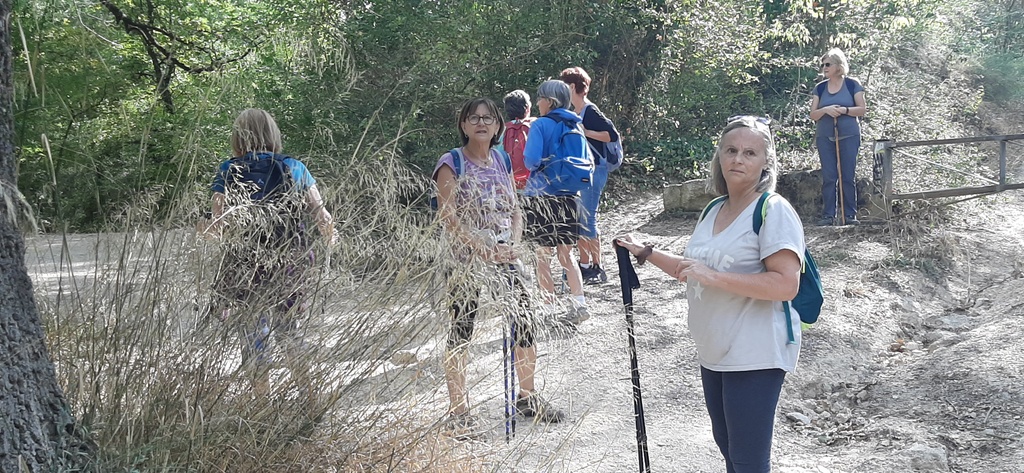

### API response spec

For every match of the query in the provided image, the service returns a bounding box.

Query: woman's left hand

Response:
[674,257,715,284]
[823,104,843,118]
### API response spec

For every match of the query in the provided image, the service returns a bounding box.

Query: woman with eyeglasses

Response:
[432,97,566,439]
[616,117,805,472]
[810,48,867,226]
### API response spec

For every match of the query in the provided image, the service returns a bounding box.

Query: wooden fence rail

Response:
[872,134,1024,201]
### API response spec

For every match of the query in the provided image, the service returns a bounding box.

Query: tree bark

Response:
[0,2,92,470]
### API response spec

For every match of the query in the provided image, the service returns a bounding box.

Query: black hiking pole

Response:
[503,267,518,443]
[613,242,651,473]
[834,116,846,226]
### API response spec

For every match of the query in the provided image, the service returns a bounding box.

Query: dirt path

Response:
[435,181,1024,472]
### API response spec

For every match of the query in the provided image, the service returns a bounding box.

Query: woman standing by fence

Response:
[810,48,867,226]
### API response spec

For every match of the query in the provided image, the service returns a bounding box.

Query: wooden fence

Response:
[873,134,1024,201]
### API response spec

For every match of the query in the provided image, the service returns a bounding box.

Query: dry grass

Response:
[30,129,518,471]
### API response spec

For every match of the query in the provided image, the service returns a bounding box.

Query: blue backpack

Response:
[536,115,594,194]
[430,147,513,211]
[700,192,824,343]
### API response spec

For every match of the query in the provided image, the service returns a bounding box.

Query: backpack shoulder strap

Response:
[752,191,773,234]
[698,195,729,223]
[449,148,465,178]
[815,81,827,98]
[493,148,513,174]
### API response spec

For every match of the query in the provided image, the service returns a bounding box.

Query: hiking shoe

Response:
[516,395,566,423]
[578,263,596,281]
[444,412,483,440]
[583,265,608,285]
[559,305,590,326]
[842,216,860,225]
[816,217,834,226]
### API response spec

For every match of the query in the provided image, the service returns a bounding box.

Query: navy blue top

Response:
[814,78,864,140]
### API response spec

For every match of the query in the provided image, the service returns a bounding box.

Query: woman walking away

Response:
[810,47,867,226]
[617,116,806,472]
[560,66,619,285]
[502,89,535,190]
[522,80,593,327]
[198,108,338,398]
[434,97,566,440]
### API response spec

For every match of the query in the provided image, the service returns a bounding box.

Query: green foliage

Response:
[11,0,1024,230]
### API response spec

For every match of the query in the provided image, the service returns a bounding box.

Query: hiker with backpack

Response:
[560,66,621,285]
[433,97,566,438]
[502,90,535,190]
[522,80,594,327]
[197,108,338,398]
[616,116,806,473]
[811,47,867,226]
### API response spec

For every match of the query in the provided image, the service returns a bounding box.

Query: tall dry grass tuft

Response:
[28,108,519,471]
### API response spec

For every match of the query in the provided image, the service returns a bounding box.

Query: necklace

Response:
[462,146,491,166]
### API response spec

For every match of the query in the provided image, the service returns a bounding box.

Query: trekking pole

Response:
[834,116,846,226]
[503,266,518,443]
[613,243,651,473]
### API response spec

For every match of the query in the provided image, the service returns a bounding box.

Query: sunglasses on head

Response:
[727,115,772,127]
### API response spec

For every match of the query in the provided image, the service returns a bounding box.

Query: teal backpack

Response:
[699,192,824,343]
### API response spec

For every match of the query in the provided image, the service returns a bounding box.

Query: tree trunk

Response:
[0,2,92,471]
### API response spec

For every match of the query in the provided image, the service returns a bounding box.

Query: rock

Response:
[786,411,812,425]
[904,443,949,471]
[924,313,973,332]
[928,333,965,351]
[662,179,716,213]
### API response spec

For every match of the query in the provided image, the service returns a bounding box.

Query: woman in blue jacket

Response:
[522,80,593,327]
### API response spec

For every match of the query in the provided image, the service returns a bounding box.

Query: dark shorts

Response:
[523,195,580,247]
[447,265,536,351]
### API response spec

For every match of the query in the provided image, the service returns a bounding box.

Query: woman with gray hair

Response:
[811,47,867,226]
[522,79,592,327]
[616,116,805,472]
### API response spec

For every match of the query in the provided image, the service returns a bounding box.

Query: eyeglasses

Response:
[820,62,832,68]
[727,115,772,127]
[467,115,496,125]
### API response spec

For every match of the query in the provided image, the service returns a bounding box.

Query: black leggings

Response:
[447,265,535,351]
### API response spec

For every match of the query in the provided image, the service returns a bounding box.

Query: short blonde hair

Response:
[708,117,778,196]
[822,48,850,76]
[231,108,283,157]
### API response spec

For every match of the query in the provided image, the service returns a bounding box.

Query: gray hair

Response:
[708,117,778,196]
[536,80,571,111]
[823,48,850,76]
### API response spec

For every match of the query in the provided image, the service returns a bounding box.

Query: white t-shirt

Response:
[684,194,806,372]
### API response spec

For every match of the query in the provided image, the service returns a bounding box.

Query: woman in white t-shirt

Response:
[617,116,805,472]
